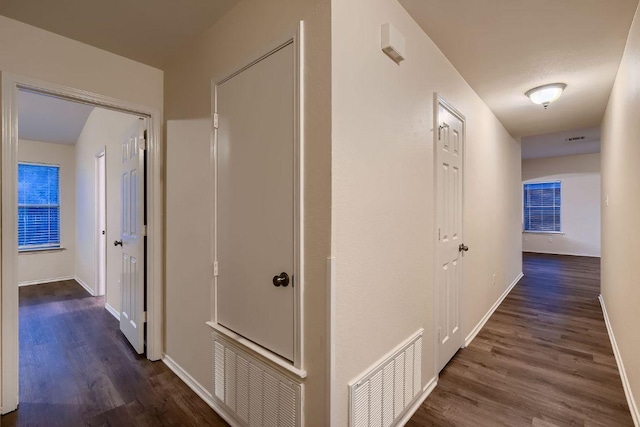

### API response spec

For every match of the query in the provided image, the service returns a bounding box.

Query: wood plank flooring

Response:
[408,253,634,426]
[3,254,633,426]
[1,280,228,427]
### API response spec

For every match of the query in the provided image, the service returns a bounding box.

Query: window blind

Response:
[18,163,60,250]
[523,181,561,232]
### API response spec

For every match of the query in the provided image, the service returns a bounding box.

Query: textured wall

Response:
[331,0,522,423]
[600,4,640,421]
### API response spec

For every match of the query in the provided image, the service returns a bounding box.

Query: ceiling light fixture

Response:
[525,83,567,109]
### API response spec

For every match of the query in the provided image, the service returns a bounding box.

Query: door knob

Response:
[114,240,123,247]
[272,272,290,287]
[459,243,469,252]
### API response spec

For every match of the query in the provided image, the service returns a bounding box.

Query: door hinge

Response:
[438,123,449,140]
[140,130,147,150]
[141,225,146,237]
[213,261,219,277]
[142,312,147,323]
[213,113,219,130]
[438,228,441,241]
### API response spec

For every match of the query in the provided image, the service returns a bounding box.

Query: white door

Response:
[96,150,106,296]
[118,119,146,354]
[215,42,296,361]
[436,101,465,372]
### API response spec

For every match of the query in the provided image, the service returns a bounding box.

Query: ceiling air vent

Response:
[565,136,586,142]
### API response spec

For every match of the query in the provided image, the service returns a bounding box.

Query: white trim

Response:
[1,73,164,414]
[206,322,307,379]
[465,272,523,347]
[18,247,66,254]
[599,295,640,426]
[397,377,438,426]
[210,23,305,372]
[94,146,107,297]
[18,275,74,287]
[73,275,95,296]
[523,250,600,258]
[2,72,20,413]
[162,354,243,427]
[105,303,120,321]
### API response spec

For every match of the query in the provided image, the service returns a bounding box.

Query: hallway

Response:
[1,280,228,427]
[408,253,633,426]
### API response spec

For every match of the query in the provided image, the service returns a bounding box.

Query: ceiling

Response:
[399,0,639,138]
[521,127,600,160]
[0,0,239,68]
[18,90,95,145]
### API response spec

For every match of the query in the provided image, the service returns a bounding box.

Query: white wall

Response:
[75,108,139,311]
[163,0,331,424]
[17,139,76,285]
[0,15,163,111]
[522,153,601,257]
[331,0,522,423]
[601,3,640,419]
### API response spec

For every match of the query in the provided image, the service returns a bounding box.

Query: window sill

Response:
[19,247,66,255]
[522,231,564,235]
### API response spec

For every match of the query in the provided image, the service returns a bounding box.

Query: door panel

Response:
[119,119,146,354]
[216,43,295,361]
[437,104,464,371]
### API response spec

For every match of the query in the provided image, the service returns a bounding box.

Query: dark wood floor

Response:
[409,253,634,426]
[4,255,633,426]
[1,280,228,427]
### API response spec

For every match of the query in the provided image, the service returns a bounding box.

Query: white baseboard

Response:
[18,275,75,287]
[465,272,524,347]
[599,295,639,426]
[397,376,438,426]
[73,275,95,296]
[162,354,242,427]
[523,250,601,258]
[104,303,120,321]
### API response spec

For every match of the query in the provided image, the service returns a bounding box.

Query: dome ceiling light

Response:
[525,83,567,109]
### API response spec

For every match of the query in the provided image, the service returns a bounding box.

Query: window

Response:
[523,181,561,233]
[18,163,60,250]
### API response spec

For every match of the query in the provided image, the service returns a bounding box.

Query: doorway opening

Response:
[1,74,163,415]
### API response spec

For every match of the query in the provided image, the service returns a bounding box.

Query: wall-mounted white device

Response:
[381,22,406,64]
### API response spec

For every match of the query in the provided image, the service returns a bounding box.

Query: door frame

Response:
[207,23,306,378]
[1,72,164,414]
[95,147,107,297]
[432,93,467,374]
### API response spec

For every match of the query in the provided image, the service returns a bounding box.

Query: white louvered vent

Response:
[349,331,423,427]
[212,334,302,427]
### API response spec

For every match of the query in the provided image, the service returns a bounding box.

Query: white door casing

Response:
[118,119,146,354]
[435,97,465,372]
[1,73,163,415]
[96,149,106,296]
[214,41,296,362]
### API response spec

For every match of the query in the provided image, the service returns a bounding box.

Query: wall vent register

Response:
[349,331,423,427]
[212,334,301,427]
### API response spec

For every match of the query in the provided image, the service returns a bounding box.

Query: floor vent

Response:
[212,334,302,427]
[349,330,423,427]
